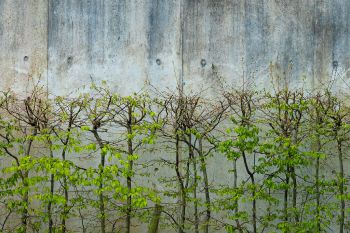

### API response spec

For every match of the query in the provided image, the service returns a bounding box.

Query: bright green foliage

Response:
[0,85,349,233]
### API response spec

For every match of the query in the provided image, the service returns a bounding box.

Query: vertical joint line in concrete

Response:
[180,0,184,93]
[46,0,50,96]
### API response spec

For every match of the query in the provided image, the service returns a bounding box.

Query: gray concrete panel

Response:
[0,0,47,95]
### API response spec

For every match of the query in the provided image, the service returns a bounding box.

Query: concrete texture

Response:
[47,0,182,96]
[0,0,350,94]
[0,0,47,95]
[182,0,350,93]
[1,0,350,95]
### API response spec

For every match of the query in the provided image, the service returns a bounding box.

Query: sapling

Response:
[160,90,188,233]
[177,95,201,233]
[160,88,228,233]
[313,94,324,232]
[0,87,49,232]
[112,92,160,233]
[307,92,334,232]
[53,94,84,233]
[219,90,259,233]
[83,85,116,233]
[322,92,350,233]
[181,95,226,233]
[262,89,308,228]
[31,95,56,233]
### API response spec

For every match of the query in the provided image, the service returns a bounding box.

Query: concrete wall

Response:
[0,0,47,94]
[1,0,350,95]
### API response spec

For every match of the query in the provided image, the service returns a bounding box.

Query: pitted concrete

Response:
[1,0,350,95]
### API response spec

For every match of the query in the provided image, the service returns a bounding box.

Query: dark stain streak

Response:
[0,1,3,39]
[312,0,333,85]
[331,0,350,69]
[48,0,59,51]
[87,0,97,65]
[148,0,175,59]
[105,0,127,57]
[244,0,267,77]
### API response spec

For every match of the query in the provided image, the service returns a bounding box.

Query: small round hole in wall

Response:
[333,60,338,68]
[200,59,206,67]
[156,58,161,65]
[23,56,29,62]
[67,56,73,65]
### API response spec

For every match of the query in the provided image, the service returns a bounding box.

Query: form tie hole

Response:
[201,59,207,67]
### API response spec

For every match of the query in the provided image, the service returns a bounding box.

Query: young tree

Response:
[263,89,309,227]
[178,94,225,233]
[218,90,260,233]
[0,87,49,233]
[321,92,350,233]
[158,90,188,233]
[82,85,115,233]
[111,91,162,233]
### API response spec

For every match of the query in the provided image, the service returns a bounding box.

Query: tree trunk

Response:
[315,136,321,232]
[48,140,55,233]
[242,150,256,233]
[232,158,243,233]
[291,167,298,222]
[21,170,29,233]
[61,123,72,233]
[99,164,106,233]
[148,204,163,233]
[198,138,211,233]
[21,129,37,233]
[337,139,345,233]
[126,106,133,233]
[284,170,290,222]
[188,135,199,233]
[176,133,185,233]
[61,148,68,233]
[93,129,106,233]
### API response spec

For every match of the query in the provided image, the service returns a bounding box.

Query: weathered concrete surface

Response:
[1,0,350,95]
[0,0,47,95]
[48,0,181,96]
[182,0,350,93]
